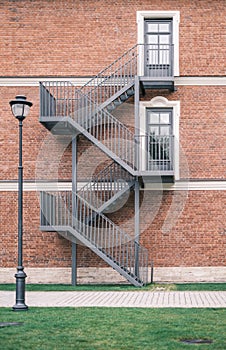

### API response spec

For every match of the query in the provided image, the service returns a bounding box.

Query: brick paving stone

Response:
[0,291,226,308]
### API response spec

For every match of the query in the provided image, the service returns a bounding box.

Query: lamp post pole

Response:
[9,95,33,311]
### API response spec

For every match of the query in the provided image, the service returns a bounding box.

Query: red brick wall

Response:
[0,0,225,273]
[140,191,226,267]
[0,0,224,76]
[1,85,225,181]
[108,190,226,267]
[0,191,107,268]
[0,87,73,181]
[1,191,225,268]
[142,86,226,180]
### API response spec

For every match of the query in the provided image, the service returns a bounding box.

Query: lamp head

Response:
[9,95,33,121]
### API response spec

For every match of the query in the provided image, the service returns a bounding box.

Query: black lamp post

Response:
[9,95,33,311]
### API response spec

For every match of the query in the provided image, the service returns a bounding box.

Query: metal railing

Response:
[40,191,149,285]
[141,44,174,78]
[79,44,174,105]
[79,161,134,210]
[38,44,177,285]
[80,45,138,106]
[39,43,174,115]
[40,81,77,118]
[40,81,136,169]
[136,134,174,172]
[39,43,175,169]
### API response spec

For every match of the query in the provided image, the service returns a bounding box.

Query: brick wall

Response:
[0,87,73,181]
[0,0,225,279]
[0,191,108,268]
[107,190,226,267]
[142,86,226,180]
[1,190,225,268]
[0,0,225,76]
[1,85,225,181]
[139,190,226,267]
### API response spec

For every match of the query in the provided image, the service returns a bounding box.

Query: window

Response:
[137,11,180,77]
[147,109,173,170]
[139,96,180,180]
[144,19,173,77]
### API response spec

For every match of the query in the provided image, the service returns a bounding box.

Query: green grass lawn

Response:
[0,307,225,350]
[0,283,226,291]
[175,283,226,291]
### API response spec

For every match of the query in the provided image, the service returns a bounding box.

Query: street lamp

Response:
[9,95,33,311]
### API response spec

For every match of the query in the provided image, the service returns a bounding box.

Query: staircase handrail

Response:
[81,44,138,89]
[79,161,134,209]
[40,81,135,139]
[40,81,136,169]
[40,190,149,285]
[78,45,138,107]
[71,86,135,137]
[41,190,143,249]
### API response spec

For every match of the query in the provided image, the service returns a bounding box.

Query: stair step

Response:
[120,93,128,102]
[113,99,122,107]
[127,88,135,96]
[106,103,115,112]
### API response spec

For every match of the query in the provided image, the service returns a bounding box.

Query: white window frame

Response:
[137,11,180,76]
[139,96,180,180]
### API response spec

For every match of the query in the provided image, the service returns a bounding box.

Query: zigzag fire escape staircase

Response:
[39,45,174,286]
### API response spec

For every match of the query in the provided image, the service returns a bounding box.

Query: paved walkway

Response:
[1,291,226,308]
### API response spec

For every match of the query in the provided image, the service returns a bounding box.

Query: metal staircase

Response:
[40,191,148,286]
[40,81,137,174]
[39,45,150,286]
[79,44,137,111]
[79,161,135,214]
[40,45,139,174]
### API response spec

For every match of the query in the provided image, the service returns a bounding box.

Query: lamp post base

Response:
[12,266,28,311]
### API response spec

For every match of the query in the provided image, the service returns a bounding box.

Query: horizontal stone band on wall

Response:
[0,181,226,191]
[0,77,225,87]
[0,267,225,284]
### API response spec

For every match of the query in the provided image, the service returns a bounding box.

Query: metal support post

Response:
[71,136,77,285]
[134,177,140,277]
[134,76,140,277]
[134,75,140,171]
[71,242,77,286]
